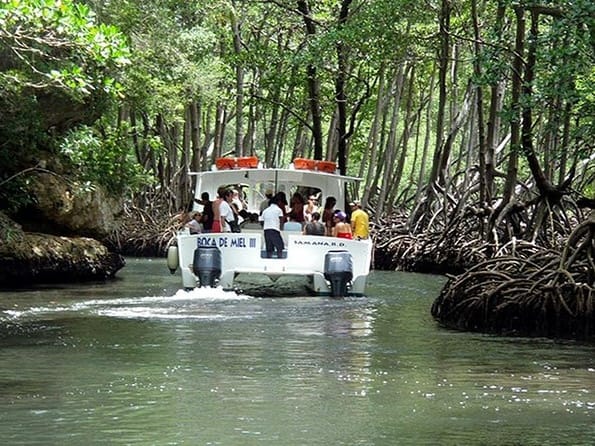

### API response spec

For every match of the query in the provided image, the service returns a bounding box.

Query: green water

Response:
[0,258,593,445]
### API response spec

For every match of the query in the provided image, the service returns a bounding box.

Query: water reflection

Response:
[0,263,593,445]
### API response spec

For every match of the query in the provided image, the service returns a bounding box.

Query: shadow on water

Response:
[0,319,65,347]
[231,274,313,297]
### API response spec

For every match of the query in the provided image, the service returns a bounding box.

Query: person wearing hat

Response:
[259,189,274,215]
[332,210,353,239]
[349,200,369,240]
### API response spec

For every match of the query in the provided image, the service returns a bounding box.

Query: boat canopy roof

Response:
[190,166,361,214]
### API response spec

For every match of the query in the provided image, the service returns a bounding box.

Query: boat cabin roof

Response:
[190,165,361,214]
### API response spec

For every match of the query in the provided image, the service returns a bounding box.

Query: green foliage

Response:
[0,0,134,210]
[0,176,35,215]
[93,0,225,119]
[59,123,154,195]
[0,0,130,101]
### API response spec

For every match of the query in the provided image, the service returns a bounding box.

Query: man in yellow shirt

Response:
[349,201,369,240]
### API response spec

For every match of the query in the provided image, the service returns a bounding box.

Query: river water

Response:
[0,258,593,445]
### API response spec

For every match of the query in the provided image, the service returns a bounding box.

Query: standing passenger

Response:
[304,195,319,222]
[274,191,289,225]
[289,192,306,224]
[259,189,274,215]
[349,201,370,240]
[199,192,214,232]
[231,189,245,224]
[322,196,337,236]
[219,189,235,232]
[260,196,285,258]
[211,188,224,233]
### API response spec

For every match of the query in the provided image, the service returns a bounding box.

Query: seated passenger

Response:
[283,219,302,232]
[332,210,353,239]
[185,212,202,234]
[241,213,262,230]
[303,212,325,235]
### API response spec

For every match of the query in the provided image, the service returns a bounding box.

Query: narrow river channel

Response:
[0,258,593,445]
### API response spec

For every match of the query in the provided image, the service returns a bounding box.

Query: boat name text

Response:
[197,236,256,248]
[195,236,345,249]
[292,240,345,247]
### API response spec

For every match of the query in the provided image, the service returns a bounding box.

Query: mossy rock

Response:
[0,211,124,286]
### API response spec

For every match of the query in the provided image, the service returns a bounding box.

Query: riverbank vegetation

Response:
[1,0,593,339]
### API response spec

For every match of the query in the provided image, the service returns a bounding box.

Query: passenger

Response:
[228,201,242,232]
[260,196,285,258]
[274,191,289,225]
[259,189,274,215]
[349,201,370,240]
[283,218,303,232]
[185,212,202,234]
[289,192,306,224]
[211,188,225,233]
[303,211,325,235]
[199,192,214,232]
[322,196,337,236]
[332,210,353,239]
[304,195,319,221]
[242,213,262,230]
[231,189,245,224]
[220,189,236,232]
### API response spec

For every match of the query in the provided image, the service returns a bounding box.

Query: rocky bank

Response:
[0,169,125,287]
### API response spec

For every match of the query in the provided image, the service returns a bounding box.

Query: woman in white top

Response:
[219,189,235,232]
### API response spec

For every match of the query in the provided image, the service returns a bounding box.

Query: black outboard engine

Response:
[192,246,221,287]
[324,250,353,298]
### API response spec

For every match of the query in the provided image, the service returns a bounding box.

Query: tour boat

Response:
[166,157,373,297]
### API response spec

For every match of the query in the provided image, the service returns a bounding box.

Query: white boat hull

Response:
[175,230,372,296]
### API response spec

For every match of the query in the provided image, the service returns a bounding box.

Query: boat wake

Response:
[1,286,253,322]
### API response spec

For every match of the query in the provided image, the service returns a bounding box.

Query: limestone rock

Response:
[0,211,125,286]
[0,231,125,286]
[25,171,122,238]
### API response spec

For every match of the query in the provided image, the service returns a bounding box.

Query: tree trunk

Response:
[213,102,226,159]
[387,65,416,208]
[189,101,201,172]
[231,8,245,156]
[375,63,406,218]
[334,0,352,175]
[491,5,524,234]
[471,0,488,205]
[429,0,451,186]
[297,1,323,159]
[413,63,437,210]
[361,63,387,207]
[521,8,555,198]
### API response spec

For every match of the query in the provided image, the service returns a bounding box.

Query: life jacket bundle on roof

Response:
[215,156,259,170]
[293,158,337,173]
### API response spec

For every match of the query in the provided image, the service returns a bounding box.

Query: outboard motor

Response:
[192,246,221,287]
[324,250,353,298]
